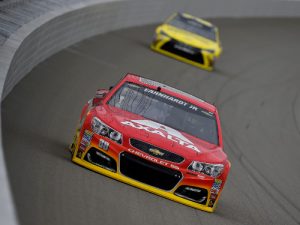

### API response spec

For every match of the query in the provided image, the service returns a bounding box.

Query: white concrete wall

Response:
[0,0,300,224]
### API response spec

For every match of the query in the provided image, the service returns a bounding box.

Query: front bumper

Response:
[72,130,228,212]
[151,36,216,71]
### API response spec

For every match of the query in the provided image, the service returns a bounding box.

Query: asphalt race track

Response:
[2,18,300,225]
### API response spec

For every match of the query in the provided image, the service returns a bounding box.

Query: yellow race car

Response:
[151,13,222,71]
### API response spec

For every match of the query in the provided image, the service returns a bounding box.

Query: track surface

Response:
[2,19,300,225]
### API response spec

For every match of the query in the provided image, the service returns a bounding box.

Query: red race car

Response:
[70,73,230,212]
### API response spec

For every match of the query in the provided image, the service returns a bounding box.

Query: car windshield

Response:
[168,14,216,41]
[108,82,219,145]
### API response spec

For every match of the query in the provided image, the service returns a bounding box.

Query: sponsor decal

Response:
[128,148,179,170]
[83,130,93,142]
[99,139,109,151]
[76,150,83,158]
[197,174,206,179]
[149,148,164,156]
[174,43,196,54]
[210,179,222,194]
[209,177,222,207]
[121,120,200,153]
[185,187,201,193]
[210,189,218,195]
[209,178,222,207]
[139,77,205,103]
[208,199,216,208]
[142,88,212,116]
[79,130,93,152]
[144,88,189,107]
[210,193,217,200]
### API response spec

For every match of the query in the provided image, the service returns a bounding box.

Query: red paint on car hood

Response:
[96,104,227,164]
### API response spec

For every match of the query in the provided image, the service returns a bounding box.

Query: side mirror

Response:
[92,89,109,106]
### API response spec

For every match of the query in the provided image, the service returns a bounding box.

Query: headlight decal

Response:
[91,117,122,144]
[188,161,224,178]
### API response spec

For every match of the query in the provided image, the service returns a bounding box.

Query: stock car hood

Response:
[160,24,219,52]
[96,105,227,163]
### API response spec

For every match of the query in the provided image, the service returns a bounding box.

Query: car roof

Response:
[122,73,217,113]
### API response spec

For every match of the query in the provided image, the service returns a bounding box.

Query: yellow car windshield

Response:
[168,14,216,41]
